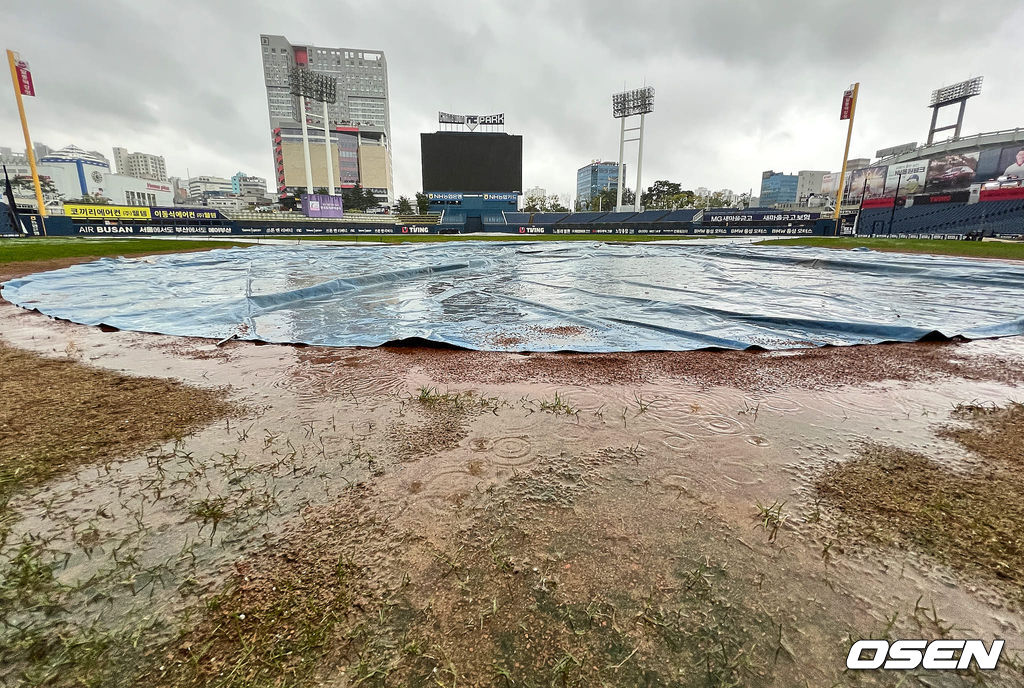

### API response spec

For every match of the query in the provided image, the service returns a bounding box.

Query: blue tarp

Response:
[3,242,1023,352]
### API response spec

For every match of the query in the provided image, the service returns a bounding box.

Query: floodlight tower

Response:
[612,87,654,212]
[926,77,983,145]
[288,67,339,195]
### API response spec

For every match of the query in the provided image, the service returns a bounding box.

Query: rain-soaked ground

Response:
[2,294,1024,686]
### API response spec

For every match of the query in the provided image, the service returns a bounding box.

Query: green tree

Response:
[693,191,731,209]
[415,192,430,214]
[522,190,544,213]
[396,195,413,214]
[362,188,378,210]
[545,194,568,213]
[314,187,329,195]
[641,180,683,209]
[12,175,59,198]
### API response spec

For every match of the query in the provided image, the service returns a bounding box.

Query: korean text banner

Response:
[64,204,151,220]
[14,56,35,97]
[884,160,929,196]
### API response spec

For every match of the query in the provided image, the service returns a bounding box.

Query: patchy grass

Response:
[0,237,251,264]
[539,391,577,415]
[757,236,1024,260]
[141,457,803,688]
[0,342,237,530]
[816,402,1024,594]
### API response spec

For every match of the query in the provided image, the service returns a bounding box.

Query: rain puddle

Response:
[2,299,1024,686]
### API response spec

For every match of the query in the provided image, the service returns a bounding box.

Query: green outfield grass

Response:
[284,233,698,244]
[0,238,251,264]
[756,237,1024,260]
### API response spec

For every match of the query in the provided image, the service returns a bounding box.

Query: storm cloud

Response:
[3,1,1020,200]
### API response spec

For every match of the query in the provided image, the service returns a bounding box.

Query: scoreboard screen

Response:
[421,132,522,193]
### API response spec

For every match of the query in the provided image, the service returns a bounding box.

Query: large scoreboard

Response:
[420,132,522,193]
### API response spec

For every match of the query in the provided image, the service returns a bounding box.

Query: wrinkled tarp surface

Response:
[3,242,1023,352]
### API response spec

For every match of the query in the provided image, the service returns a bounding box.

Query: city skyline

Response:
[3,2,1023,203]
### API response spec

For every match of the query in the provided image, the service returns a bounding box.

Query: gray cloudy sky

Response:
[4,1,1022,200]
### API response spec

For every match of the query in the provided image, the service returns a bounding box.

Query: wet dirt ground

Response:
[2,292,1024,686]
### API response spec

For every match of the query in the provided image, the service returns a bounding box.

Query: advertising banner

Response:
[426,191,464,201]
[821,172,840,196]
[64,204,151,220]
[840,89,854,120]
[14,56,35,97]
[849,166,888,201]
[301,193,344,218]
[703,210,819,223]
[151,207,224,221]
[924,151,980,193]
[884,160,929,196]
[997,145,1024,178]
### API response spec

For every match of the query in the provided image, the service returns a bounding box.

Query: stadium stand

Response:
[503,212,531,224]
[858,198,1024,236]
[441,210,467,226]
[393,214,441,225]
[226,210,387,223]
[556,212,607,224]
[591,211,637,223]
[655,209,700,222]
[481,211,506,226]
[531,212,571,224]
[624,210,671,223]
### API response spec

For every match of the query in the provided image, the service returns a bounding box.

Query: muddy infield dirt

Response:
[2,289,1024,686]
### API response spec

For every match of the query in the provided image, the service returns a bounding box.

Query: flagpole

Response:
[833,82,859,236]
[6,50,46,224]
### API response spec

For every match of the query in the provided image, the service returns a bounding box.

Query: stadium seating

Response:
[503,212,531,224]
[531,212,570,224]
[622,210,670,223]
[556,212,607,224]
[592,212,639,223]
[655,209,700,222]
[857,198,1024,236]
[226,210,388,223]
[393,214,441,225]
[481,212,506,226]
[440,210,466,225]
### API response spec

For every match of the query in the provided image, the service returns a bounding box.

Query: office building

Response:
[187,175,234,198]
[795,171,827,202]
[259,34,393,204]
[112,147,168,181]
[231,172,268,196]
[576,161,621,207]
[759,170,799,207]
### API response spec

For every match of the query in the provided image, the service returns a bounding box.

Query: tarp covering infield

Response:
[3,242,1024,352]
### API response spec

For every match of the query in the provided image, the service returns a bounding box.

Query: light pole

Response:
[888,174,903,235]
[289,68,338,197]
[612,87,654,213]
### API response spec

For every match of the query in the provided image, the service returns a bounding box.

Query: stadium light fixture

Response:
[926,77,982,144]
[612,87,655,119]
[611,87,655,213]
[288,67,338,196]
[929,77,983,107]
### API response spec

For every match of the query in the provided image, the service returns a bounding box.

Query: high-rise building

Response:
[112,147,168,182]
[231,171,268,196]
[576,161,621,208]
[187,176,234,198]
[795,171,827,202]
[759,170,799,207]
[259,34,393,204]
